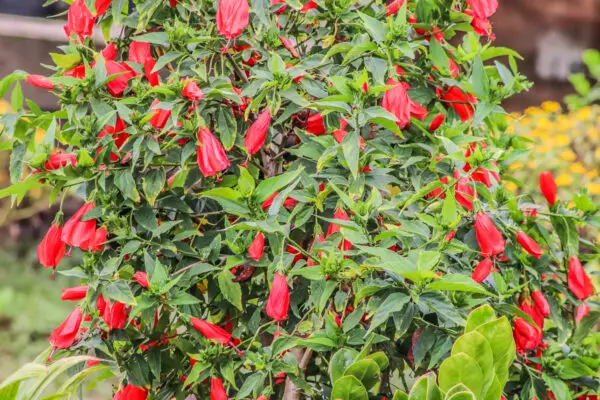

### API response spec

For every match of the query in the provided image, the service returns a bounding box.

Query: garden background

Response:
[0,0,598,399]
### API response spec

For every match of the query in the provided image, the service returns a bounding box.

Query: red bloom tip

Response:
[197,127,230,177]
[112,384,148,400]
[182,80,204,102]
[513,317,542,352]
[516,231,543,259]
[300,0,317,11]
[80,226,108,253]
[466,0,498,20]
[61,286,89,301]
[64,0,96,42]
[38,223,66,268]
[429,113,445,131]
[45,153,78,170]
[210,377,228,400]
[440,86,477,122]
[99,299,128,331]
[568,256,594,301]
[216,0,249,39]
[539,171,557,205]
[531,290,550,317]
[104,60,136,97]
[26,74,54,90]
[190,317,232,345]
[133,271,150,288]
[382,79,411,129]
[266,272,290,321]
[245,109,271,155]
[62,202,97,248]
[474,213,504,257]
[305,113,326,135]
[576,303,591,323]
[248,232,265,261]
[49,307,83,349]
[386,0,405,16]
[102,42,117,61]
[472,258,492,283]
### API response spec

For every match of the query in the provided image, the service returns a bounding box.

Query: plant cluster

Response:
[0,0,598,399]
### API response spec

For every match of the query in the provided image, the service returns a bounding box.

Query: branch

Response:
[282,349,313,400]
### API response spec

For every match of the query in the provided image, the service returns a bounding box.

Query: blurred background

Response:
[0,0,598,394]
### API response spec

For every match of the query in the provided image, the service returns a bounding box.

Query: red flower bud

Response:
[474,213,504,257]
[516,231,543,259]
[245,109,271,155]
[113,384,148,400]
[386,0,405,16]
[305,113,326,135]
[248,232,265,261]
[45,153,77,170]
[382,79,411,129]
[80,226,108,252]
[568,256,594,301]
[440,86,476,122]
[429,113,445,131]
[300,0,317,11]
[472,258,492,283]
[182,80,204,102]
[38,223,66,268]
[466,0,498,19]
[64,64,87,79]
[49,307,83,349]
[133,271,150,288]
[101,299,128,330]
[64,0,96,42]
[105,60,136,97]
[266,272,290,321]
[513,317,542,352]
[26,74,54,90]
[531,290,550,317]
[62,202,97,248]
[210,377,228,400]
[454,171,475,211]
[576,303,591,323]
[197,127,230,177]
[190,317,232,345]
[61,286,88,301]
[216,0,249,39]
[539,171,557,205]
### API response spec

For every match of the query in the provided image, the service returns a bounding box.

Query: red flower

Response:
[98,116,130,161]
[539,171,557,205]
[474,213,504,257]
[271,0,287,14]
[248,232,265,261]
[448,58,460,78]
[26,74,54,90]
[568,256,594,301]
[386,0,405,16]
[466,0,498,19]
[101,299,128,330]
[64,0,96,41]
[513,317,542,352]
[454,171,475,211]
[149,103,172,130]
[382,79,411,128]
[197,127,230,177]
[49,307,83,349]
[425,176,448,199]
[245,109,271,155]
[266,272,290,321]
[300,0,317,11]
[80,226,108,252]
[133,271,150,288]
[128,41,159,86]
[45,153,78,170]
[531,290,550,317]
[576,303,591,323]
[440,86,477,122]
[64,65,87,79]
[105,60,136,97]
[516,232,543,259]
[95,0,112,15]
[190,317,232,345]
[61,286,88,301]
[327,208,352,251]
[216,0,249,39]
[182,80,204,102]
[37,223,66,268]
[113,384,148,400]
[472,258,492,283]
[102,42,117,61]
[305,113,326,135]
[429,114,445,131]
[62,202,97,248]
[210,377,228,400]
[464,10,495,40]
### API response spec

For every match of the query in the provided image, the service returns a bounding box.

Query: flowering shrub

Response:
[0,0,598,399]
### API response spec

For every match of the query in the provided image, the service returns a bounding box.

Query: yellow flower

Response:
[555,173,573,186]
[587,128,599,141]
[505,181,518,192]
[595,148,600,159]
[525,107,542,116]
[589,182,600,195]
[527,160,536,169]
[509,162,523,171]
[559,150,577,162]
[577,107,592,121]
[569,162,586,175]
[541,101,561,113]
[554,134,570,146]
[586,170,598,179]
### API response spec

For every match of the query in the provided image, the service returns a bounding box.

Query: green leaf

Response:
[50,52,82,69]
[331,375,369,400]
[426,274,492,296]
[342,130,360,178]
[441,190,457,225]
[438,353,484,398]
[9,141,26,184]
[152,51,181,73]
[408,372,442,400]
[238,166,255,197]
[254,167,304,203]
[429,38,450,75]
[357,12,388,43]
[364,352,389,371]
[218,269,243,311]
[114,170,141,202]
[329,348,359,384]
[465,305,496,332]
[134,205,159,231]
[472,52,490,99]
[451,332,494,385]
[10,82,23,111]
[104,280,136,305]
[474,317,516,385]
[344,359,380,390]
[216,108,237,150]
[143,168,165,206]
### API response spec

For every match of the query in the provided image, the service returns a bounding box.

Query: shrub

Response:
[0,0,598,399]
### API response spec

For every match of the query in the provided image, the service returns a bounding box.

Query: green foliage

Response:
[0,0,597,399]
